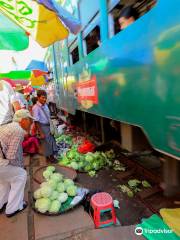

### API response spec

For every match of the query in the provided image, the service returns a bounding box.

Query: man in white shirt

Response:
[0,109,34,217]
[14,84,27,109]
[0,79,21,125]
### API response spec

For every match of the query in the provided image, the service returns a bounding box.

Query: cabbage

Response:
[92,162,99,170]
[43,170,52,180]
[34,189,42,199]
[35,198,51,213]
[46,166,55,172]
[50,191,59,201]
[50,173,63,182]
[78,161,84,170]
[56,182,65,193]
[142,180,151,188]
[58,192,68,203]
[66,185,77,197]
[49,200,61,213]
[48,179,57,190]
[40,182,50,189]
[69,162,79,170]
[41,185,53,198]
[64,179,74,188]
[84,165,92,172]
[85,155,94,162]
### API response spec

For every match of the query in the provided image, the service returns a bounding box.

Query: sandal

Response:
[6,201,28,218]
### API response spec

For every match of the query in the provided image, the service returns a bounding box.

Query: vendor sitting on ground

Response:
[0,109,34,217]
[32,90,58,163]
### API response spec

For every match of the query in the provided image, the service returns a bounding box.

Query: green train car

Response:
[50,0,180,160]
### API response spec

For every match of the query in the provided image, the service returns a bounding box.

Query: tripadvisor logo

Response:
[135,227,143,235]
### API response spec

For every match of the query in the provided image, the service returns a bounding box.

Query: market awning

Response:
[0,13,29,51]
[0,70,47,88]
[0,0,81,48]
[0,70,31,80]
[30,73,46,87]
[26,60,48,72]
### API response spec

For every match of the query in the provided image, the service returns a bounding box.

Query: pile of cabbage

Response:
[34,166,77,214]
[55,134,73,145]
[59,149,115,176]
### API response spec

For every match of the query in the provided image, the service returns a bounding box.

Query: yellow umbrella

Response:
[0,0,69,47]
[30,72,46,87]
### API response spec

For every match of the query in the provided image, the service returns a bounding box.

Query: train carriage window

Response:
[82,12,101,56]
[108,0,157,37]
[69,40,79,65]
[84,26,101,55]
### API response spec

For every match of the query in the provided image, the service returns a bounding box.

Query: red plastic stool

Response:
[90,192,117,228]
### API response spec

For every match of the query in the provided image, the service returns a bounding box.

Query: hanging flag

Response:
[0,0,70,47]
[0,13,29,51]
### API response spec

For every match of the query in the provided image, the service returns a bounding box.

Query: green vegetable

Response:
[128,179,141,188]
[34,189,42,199]
[46,166,55,173]
[66,185,77,197]
[69,162,79,170]
[49,200,61,213]
[142,180,151,188]
[50,173,63,182]
[50,191,59,201]
[48,179,57,190]
[88,170,96,177]
[64,179,74,188]
[85,155,94,162]
[58,192,68,203]
[41,185,53,198]
[35,198,51,213]
[117,184,134,198]
[43,170,52,181]
[56,182,65,193]
[40,182,49,188]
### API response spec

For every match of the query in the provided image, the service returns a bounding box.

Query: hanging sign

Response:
[76,76,98,109]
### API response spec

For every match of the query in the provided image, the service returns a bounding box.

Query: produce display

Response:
[34,166,78,214]
[59,148,116,175]
[55,133,117,176]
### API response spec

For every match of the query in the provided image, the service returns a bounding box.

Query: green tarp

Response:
[0,13,29,51]
[137,214,180,240]
[0,70,31,80]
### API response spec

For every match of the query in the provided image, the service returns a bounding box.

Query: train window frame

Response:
[82,12,101,56]
[68,39,79,65]
[107,0,157,38]
[78,0,100,30]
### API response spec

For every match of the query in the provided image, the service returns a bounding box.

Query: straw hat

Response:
[13,109,35,122]
[15,84,23,91]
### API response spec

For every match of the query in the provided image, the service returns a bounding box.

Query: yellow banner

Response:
[0,0,69,47]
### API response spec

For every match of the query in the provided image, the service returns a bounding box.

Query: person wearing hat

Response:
[0,109,34,217]
[15,84,27,109]
[0,79,21,125]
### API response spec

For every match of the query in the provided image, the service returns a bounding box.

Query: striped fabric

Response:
[0,122,25,168]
